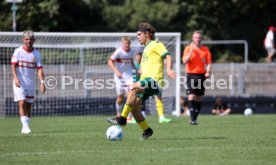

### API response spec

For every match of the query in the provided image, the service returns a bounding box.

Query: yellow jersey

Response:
[140,40,170,83]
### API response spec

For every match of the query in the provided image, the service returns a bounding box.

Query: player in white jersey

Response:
[11,30,45,134]
[108,37,136,116]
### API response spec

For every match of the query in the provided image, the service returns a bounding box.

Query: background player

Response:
[182,31,212,125]
[264,26,276,62]
[11,30,45,134]
[108,37,136,117]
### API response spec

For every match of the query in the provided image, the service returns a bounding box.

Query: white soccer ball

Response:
[244,108,253,116]
[106,125,123,141]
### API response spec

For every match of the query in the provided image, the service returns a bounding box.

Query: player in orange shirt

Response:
[182,31,212,125]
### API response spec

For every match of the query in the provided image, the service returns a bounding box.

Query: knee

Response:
[128,90,137,98]
[116,96,124,105]
[18,101,25,108]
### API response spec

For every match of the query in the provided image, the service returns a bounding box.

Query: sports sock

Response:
[156,98,164,117]
[121,104,133,118]
[141,111,146,118]
[20,116,28,127]
[116,103,123,115]
[137,120,149,131]
[195,101,202,120]
[188,100,196,121]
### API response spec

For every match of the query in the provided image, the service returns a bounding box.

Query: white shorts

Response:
[13,84,35,103]
[266,47,275,55]
[115,78,132,95]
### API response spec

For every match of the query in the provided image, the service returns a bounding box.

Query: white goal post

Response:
[0,32,181,117]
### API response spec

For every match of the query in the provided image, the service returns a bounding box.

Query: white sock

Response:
[26,117,30,125]
[127,113,132,119]
[20,116,28,127]
[159,116,165,120]
[116,103,123,114]
[142,111,146,118]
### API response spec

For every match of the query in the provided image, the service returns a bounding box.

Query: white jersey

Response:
[110,47,135,84]
[265,30,274,48]
[11,46,43,89]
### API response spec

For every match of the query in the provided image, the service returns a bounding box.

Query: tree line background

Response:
[1,0,275,62]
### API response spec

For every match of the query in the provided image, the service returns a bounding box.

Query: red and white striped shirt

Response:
[11,46,43,89]
[110,47,135,81]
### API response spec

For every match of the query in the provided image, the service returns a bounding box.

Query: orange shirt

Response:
[182,45,212,74]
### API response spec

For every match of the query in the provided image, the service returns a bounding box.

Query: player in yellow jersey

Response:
[108,22,176,140]
[128,46,173,124]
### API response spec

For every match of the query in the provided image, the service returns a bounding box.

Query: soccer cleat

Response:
[159,117,172,123]
[21,126,31,134]
[141,127,153,140]
[189,121,198,125]
[107,116,127,126]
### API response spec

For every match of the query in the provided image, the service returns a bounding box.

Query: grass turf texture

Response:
[0,115,275,165]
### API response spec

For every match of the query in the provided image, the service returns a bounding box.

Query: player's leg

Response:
[193,74,206,121]
[186,74,197,124]
[129,100,146,124]
[154,95,172,123]
[187,94,197,125]
[266,48,275,62]
[21,90,35,134]
[24,101,32,130]
[14,85,31,134]
[120,86,144,119]
[266,48,272,62]
[116,94,124,117]
[141,101,146,118]
[187,74,205,125]
[131,98,153,140]
[107,83,144,126]
[222,108,231,115]
[211,109,219,115]
[18,100,31,134]
[194,95,202,121]
[115,79,125,116]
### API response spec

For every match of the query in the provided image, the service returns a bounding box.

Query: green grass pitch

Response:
[0,115,275,165]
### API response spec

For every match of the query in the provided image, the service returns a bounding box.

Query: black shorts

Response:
[186,73,206,96]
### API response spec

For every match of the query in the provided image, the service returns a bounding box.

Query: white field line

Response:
[1,146,275,157]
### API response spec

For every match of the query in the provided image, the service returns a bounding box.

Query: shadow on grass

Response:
[158,136,228,140]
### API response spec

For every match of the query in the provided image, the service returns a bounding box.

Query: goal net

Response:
[0,32,181,117]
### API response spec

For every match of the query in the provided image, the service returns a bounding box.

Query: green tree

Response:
[0,0,59,31]
[102,0,180,31]
[1,0,276,62]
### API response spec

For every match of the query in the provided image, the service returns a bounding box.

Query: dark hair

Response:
[137,22,156,40]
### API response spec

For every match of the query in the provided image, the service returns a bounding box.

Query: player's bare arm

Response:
[205,63,212,78]
[165,55,177,79]
[11,64,20,87]
[108,58,122,78]
[37,68,45,94]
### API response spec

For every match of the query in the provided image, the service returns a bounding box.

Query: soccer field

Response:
[0,115,275,165]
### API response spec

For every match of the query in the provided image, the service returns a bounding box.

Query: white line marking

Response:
[1,147,275,157]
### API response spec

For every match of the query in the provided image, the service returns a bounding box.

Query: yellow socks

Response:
[121,104,149,131]
[121,104,133,118]
[156,98,164,117]
[137,120,149,131]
